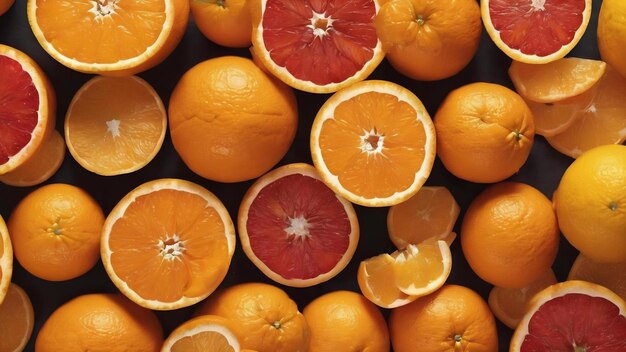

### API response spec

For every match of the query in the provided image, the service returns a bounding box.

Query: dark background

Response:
[0,0,601,351]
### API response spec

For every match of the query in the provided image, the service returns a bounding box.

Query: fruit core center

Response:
[159,235,185,260]
[454,334,462,343]
[308,12,334,37]
[90,0,119,18]
[361,129,384,153]
[415,15,425,26]
[284,216,311,239]
[271,320,282,329]
[530,0,546,11]
[106,119,121,138]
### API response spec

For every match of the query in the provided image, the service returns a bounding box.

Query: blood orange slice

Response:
[238,163,359,287]
[250,0,384,93]
[510,280,626,351]
[0,44,55,177]
[481,0,591,64]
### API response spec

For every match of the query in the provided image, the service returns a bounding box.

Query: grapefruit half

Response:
[238,163,359,287]
[482,0,591,64]
[250,0,384,93]
[510,280,626,351]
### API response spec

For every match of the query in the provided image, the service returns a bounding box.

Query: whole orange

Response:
[0,0,14,16]
[461,182,560,289]
[389,284,498,352]
[375,0,482,81]
[35,294,163,352]
[302,290,389,352]
[169,56,298,183]
[196,282,309,352]
[8,183,104,281]
[190,0,252,48]
[434,82,535,183]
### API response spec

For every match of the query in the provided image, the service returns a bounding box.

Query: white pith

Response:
[106,119,122,138]
[161,323,240,351]
[89,0,120,20]
[307,11,335,38]
[285,216,311,239]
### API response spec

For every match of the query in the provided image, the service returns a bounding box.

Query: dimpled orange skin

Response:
[35,294,163,352]
[168,56,298,183]
[434,82,534,183]
[461,182,560,289]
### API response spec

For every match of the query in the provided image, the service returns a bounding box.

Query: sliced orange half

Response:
[522,88,595,137]
[161,315,241,352]
[508,58,606,103]
[65,76,167,176]
[488,269,557,329]
[545,66,626,158]
[27,0,190,76]
[0,283,34,352]
[310,80,436,207]
[250,0,384,93]
[482,0,592,64]
[0,44,55,177]
[101,178,236,310]
[568,253,626,301]
[387,186,459,249]
[0,215,12,305]
[238,163,359,288]
[357,240,451,308]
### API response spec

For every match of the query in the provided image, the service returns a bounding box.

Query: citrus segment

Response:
[393,241,452,296]
[387,186,459,249]
[162,315,241,352]
[196,282,310,352]
[27,0,189,75]
[510,280,626,351]
[545,66,626,158]
[8,183,104,281]
[0,129,65,187]
[482,0,591,63]
[311,80,436,207]
[65,75,166,176]
[522,89,594,137]
[508,58,606,103]
[568,254,626,301]
[0,44,55,176]
[488,269,557,329]
[358,253,416,309]
[0,284,34,352]
[101,179,236,310]
[251,0,384,93]
[0,215,12,305]
[239,163,358,287]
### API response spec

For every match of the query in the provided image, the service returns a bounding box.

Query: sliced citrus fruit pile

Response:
[196,282,310,352]
[0,215,12,305]
[101,178,236,310]
[250,0,384,93]
[389,284,499,352]
[0,283,34,352]
[310,80,436,207]
[568,254,626,301]
[387,186,459,249]
[510,280,626,351]
[545,67,626,158]
[488,270,557,329]
[65,76,167,176]
[238,163,359,287]
[8,183,104,282]
[357,240,452,308]
[0,44,61,187]
[162,315,241,352]
[481,0,591,64]
[27,0,189,76]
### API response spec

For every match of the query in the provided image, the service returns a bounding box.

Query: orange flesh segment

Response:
[66,76,164,172]
[388,186,459,248]
[362,253,412,306]
[171,331,236,352]
[108,189,230,303]
[0,285,33,352]
[523,89,594,137]
[34,0,166,64]
[318,91,427,199]
[393,244,446,294]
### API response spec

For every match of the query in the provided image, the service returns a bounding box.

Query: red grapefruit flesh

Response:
[239,163,359,287]
[0,56,39,165]
[511,280,626,351]
[482,0,591,64]
[252,0,384,93]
